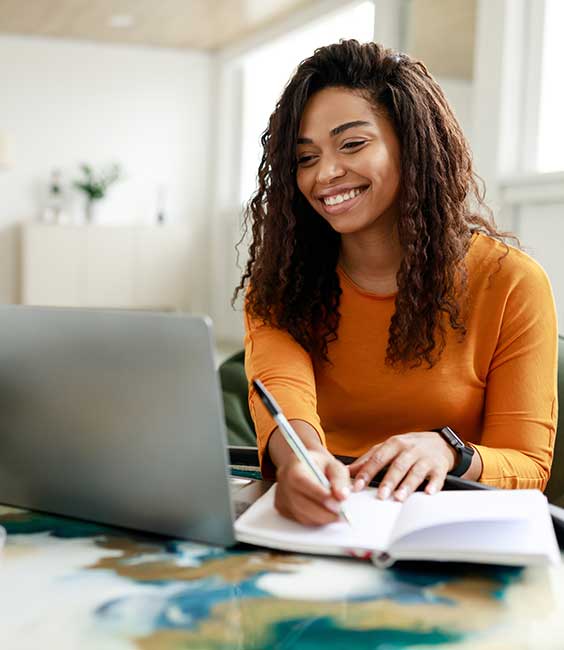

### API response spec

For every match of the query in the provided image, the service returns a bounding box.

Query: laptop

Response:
[0,305,262,546]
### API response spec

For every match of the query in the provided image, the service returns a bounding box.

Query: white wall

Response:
[0,35,213,308]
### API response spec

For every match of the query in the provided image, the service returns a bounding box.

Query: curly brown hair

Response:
[234,40,513,368]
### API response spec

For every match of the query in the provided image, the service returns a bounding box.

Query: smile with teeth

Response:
[322,186,366,206]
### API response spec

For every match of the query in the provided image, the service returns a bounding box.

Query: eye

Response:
[296,154,317,166]
[342,140,366,150]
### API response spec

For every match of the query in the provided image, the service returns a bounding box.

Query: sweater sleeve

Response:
[244,310,326,476]
[473,257,558,490]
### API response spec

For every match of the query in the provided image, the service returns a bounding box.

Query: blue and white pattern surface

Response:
[1,504,563,649]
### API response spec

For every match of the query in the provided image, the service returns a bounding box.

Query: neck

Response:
[339,225,403,294]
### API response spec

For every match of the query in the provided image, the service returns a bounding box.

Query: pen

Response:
[252,378,353,527]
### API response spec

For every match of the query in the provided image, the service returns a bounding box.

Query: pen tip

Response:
[341,507,354,527]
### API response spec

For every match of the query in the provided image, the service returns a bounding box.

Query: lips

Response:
[323,186,365,206]
[317,184,368,201]
[318,185,369,215]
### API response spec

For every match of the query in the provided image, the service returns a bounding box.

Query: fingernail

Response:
[324,499,341,514]
[395,487,407,501]
[354,478,365,492]
[340,486,351,499]
[378,485,391,500]
[426,485,436,495]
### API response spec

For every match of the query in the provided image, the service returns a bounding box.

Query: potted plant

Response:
[73,163,122,223]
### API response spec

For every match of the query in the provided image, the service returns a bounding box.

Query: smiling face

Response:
[295,87,401,237]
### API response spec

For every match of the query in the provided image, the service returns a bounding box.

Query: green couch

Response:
[219,350,256,448]
[545,336,564,506]
[220,337,564,505]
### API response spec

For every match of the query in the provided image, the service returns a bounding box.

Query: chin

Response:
[328,223,362,235]
[322,215,372,235]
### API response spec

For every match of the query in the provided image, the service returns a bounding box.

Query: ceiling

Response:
[0,0,317,50]
[0,0,476,78]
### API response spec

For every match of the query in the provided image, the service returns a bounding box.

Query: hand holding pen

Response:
[253,379,353,527]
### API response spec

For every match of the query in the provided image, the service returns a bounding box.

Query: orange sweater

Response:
[244,234,558,489]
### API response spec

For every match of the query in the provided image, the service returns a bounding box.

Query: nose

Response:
[315,153,346,185]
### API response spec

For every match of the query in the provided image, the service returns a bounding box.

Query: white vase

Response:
[85,199,99,224]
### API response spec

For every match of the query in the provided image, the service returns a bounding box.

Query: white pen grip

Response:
[275,414,330,489]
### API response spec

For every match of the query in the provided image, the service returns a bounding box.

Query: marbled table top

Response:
[1,504,563,650]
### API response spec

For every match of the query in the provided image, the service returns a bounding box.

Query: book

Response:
[234,486,561,567]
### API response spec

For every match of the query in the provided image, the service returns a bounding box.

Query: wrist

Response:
[269,420,326,468]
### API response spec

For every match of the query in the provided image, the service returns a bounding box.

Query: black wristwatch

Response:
[434,426,474,477]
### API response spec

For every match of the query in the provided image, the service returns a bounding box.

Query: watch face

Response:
[442,426,464,448]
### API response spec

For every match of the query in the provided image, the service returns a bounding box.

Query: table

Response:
[1,501,563,649]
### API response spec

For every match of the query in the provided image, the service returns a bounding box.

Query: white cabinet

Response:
[21,224,191,310]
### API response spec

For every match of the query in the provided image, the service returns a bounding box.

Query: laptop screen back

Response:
[0,306,236,545]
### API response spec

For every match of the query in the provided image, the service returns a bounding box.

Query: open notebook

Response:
[235,486,561,567]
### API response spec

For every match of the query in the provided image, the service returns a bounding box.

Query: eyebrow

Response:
[297,120,372,144]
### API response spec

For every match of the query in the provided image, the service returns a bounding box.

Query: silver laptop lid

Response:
[0,306,236,546]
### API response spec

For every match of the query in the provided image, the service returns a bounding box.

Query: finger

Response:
[275,489,340,526]
[424,468,447,496]
[393,460,432,502]
[325,459,351,500]
[280,462,332,503]
[353,442,400,492]
[376,451,418,499]
[348,448,377,475]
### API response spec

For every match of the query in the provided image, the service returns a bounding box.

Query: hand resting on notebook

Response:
[270,424,469,526]
[348,431,464,502]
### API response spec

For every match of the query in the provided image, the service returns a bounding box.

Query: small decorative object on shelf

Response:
[42,169,68,224]
[73,163,122,224]
[156,184,167,225]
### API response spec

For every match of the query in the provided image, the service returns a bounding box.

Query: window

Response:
[537,0,564,172]
[239,1,375,204]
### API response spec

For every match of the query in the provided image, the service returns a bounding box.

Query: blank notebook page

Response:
[389,489,542,546]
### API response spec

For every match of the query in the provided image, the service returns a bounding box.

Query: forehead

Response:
[298,87,378,136]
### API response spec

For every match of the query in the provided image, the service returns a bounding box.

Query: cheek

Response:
[296,170,305,192]
[389,163,401,196]
[368,155,400,188]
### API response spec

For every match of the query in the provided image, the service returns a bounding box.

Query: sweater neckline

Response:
[336,232,481,300]
[337,265,398,300]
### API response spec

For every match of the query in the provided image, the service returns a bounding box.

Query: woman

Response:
[234,40,557,526]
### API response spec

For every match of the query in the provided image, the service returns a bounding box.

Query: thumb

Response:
[325,458,351,501]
